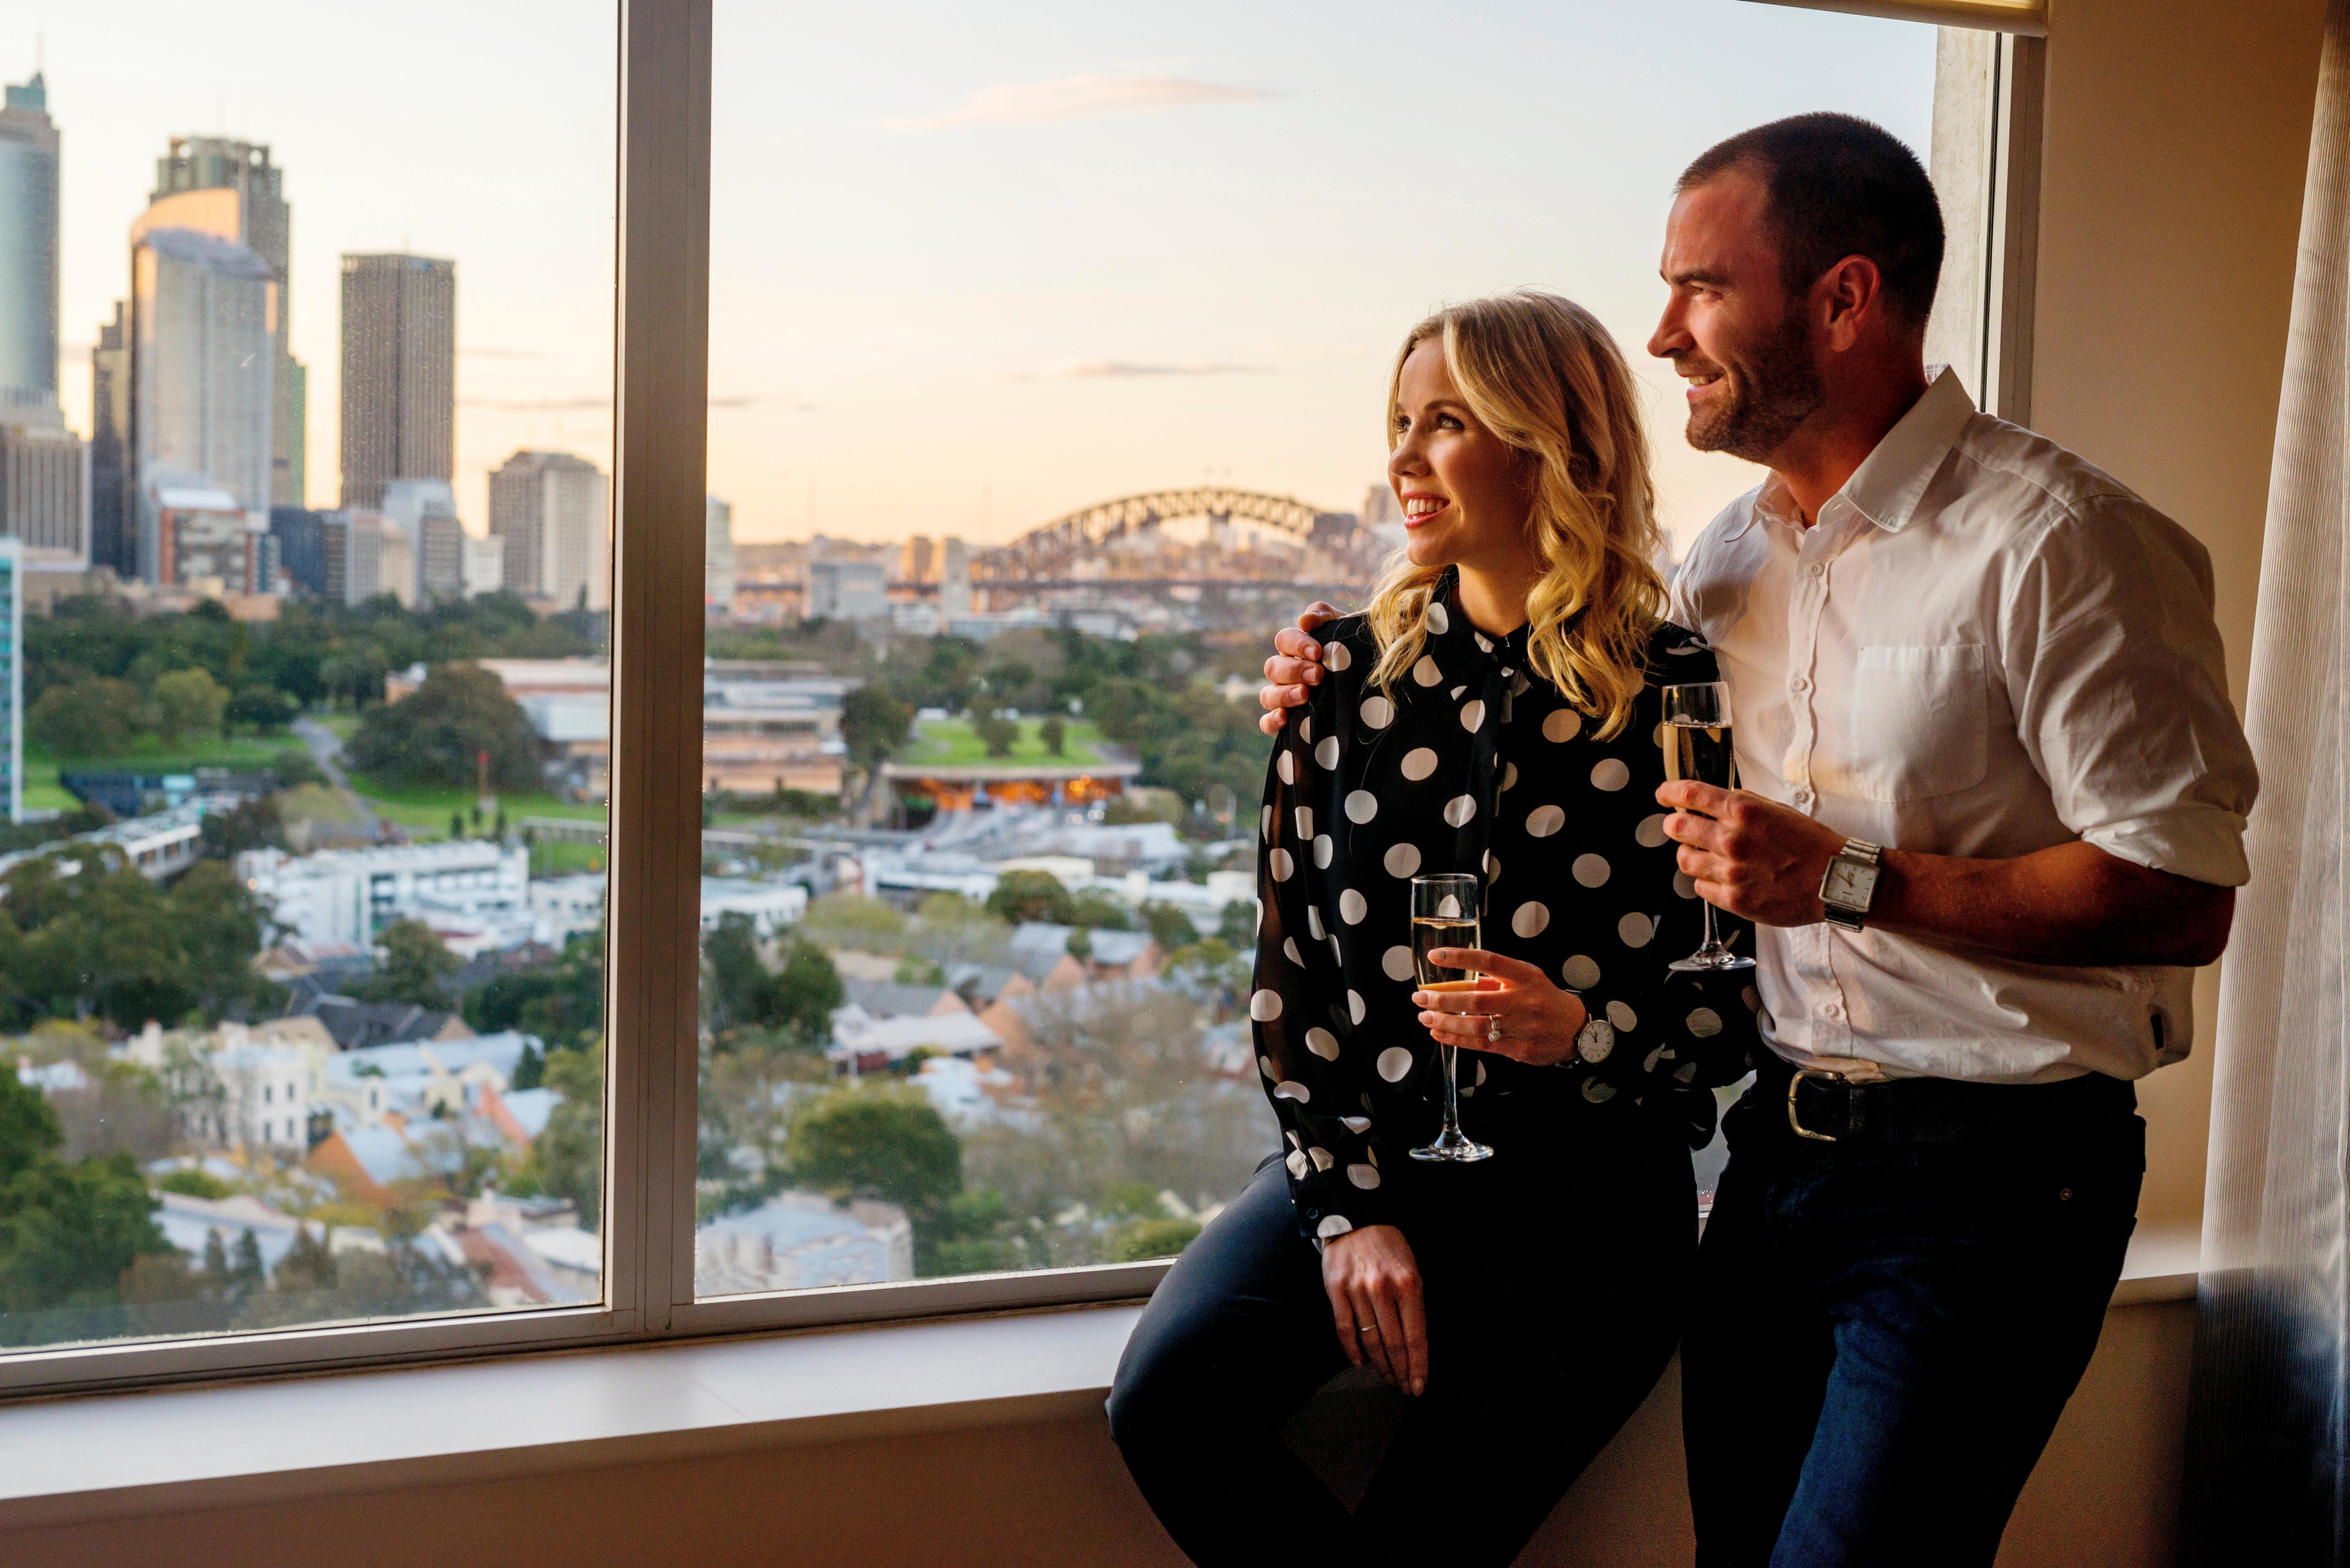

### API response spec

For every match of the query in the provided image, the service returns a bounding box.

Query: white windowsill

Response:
[0,1223,2200,1532]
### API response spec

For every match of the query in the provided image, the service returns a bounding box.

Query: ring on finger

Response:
[1487,1014,1504,1043]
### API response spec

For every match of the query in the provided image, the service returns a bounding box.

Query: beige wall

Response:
[2026,0,2328,1224]
[7,1301,2194,1568]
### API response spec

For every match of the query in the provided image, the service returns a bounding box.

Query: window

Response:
[0,1,615,1365]
[686,0,1950,1311]
[0,0,2027,1394]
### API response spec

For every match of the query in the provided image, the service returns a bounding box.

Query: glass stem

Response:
[1700,899,1722,956]
[1440,1040,1463,1137]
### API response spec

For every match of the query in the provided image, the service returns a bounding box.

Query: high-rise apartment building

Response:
[150,136,306,506]
[0,538,22,823]
[489,450,607,611]
[939,536,972,616]
[0,74,59,420]
[0,74,87,572]
[706,495,736,615]
[129,218,277,581]
[340,254,455,511]
[90,302,131,574]
[380,476,461,603]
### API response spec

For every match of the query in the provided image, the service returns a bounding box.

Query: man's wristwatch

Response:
[1818,837,1884,931]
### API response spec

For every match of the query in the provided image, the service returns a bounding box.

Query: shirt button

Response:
[1791,676,1809,694]
[1793,789,1813,808]
[1821,1001,1843,1019]
[1809,563,1827,578]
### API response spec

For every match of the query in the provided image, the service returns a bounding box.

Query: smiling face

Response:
[1386,337,1538,578]
[1647,168,1826,464]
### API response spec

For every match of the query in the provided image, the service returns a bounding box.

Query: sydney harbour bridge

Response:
[967,486,1390,597]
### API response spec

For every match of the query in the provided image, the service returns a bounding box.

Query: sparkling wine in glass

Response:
[1664,681,1756,973]
[1408,873,1495,1163]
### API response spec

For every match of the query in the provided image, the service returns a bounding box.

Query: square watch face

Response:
[1827,859,1877,906]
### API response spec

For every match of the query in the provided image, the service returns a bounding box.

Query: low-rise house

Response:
[1005,923,1163,992]
[298,998,473,1052]
[700,877,807,935]
[825,1005,1004,1075]
[693,1191,912,1295]
[841,979,969,1020]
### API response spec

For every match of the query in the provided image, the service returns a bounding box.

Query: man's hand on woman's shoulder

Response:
[1258,602,1344,735]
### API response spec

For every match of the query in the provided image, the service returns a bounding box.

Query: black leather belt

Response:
[1746,1054,2136,1148]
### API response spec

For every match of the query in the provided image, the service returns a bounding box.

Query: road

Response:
[291,715,383,841]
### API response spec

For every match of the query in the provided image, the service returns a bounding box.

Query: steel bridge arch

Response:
[972,486,1378,584]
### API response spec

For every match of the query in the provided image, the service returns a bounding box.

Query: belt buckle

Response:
[1787,1068,1846,1142]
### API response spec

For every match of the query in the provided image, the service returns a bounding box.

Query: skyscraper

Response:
[0,538,23,823]
[129,216,278,581]
[151,136,307,505]
[380,476,461,602]
[90,301,132,574]
[489,450,607,611]
[706,495,736,615]
[0,74,87,572]
[0,73,59,419]
[340,254,455,510]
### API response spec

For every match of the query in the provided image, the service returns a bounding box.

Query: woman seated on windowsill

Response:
[1107,291,1760,1565]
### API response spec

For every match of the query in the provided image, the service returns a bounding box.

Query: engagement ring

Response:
[1487,1017,1504,1042]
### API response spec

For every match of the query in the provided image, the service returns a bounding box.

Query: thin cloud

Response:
[874,74,1266,133]
[1005,358,1268,382]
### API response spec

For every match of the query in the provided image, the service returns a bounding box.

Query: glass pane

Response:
[0,4,615,1351]
[695,1,1938,1297]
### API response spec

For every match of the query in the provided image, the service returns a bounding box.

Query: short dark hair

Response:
[1679,112,1945,328]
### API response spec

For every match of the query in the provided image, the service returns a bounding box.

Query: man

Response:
[1257,113,2258,1566]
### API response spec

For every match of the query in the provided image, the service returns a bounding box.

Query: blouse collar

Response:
[1432,569,1530,666]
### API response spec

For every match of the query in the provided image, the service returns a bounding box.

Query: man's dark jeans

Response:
[1682,1082,2146,1568]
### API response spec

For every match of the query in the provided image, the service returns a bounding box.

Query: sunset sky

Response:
[31,1,1935,554]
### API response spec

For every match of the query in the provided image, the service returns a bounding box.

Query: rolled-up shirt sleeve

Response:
[2004,493,2260,887]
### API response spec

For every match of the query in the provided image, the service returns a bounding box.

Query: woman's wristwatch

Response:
[1818,837,1883,931]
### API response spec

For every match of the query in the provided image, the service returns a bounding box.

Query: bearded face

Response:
[1673,304,1826,463]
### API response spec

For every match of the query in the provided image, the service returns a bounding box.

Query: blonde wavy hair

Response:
[1365,291,1666,739]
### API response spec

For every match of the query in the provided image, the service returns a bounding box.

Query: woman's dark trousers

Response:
[1109,1097,1695,1566]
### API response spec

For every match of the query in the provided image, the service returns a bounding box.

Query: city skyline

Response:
[24,1,1931,556]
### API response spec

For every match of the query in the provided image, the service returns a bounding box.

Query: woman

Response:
[1108,291,1758,1565]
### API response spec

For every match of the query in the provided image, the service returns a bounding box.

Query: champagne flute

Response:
[1408,873,1495,1162]
[1663,681,1756,973]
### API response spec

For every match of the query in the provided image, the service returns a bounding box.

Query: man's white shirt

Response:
[1667,368,2259,1084]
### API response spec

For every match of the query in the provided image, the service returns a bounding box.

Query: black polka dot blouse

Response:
[1250,575,1762,1243]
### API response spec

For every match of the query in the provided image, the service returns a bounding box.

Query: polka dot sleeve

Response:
[1248,645,1398,1244]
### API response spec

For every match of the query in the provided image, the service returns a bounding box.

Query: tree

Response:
[531,1042,605,1229]
[1217,900,1255,948]
[767,939,845,1048]
[1141,902,1198,951]
[840,684,912,818]
[27,677,136,757]
[788,1087,962,1224]
[148,667,230,746]
[986,870,1075,926]
[1039,713,1066,756]
[229,683,299,731]
[463,929,604,1051]
[0,1068,172,1316]
[1069,889,1136,932]
[355,919,461,1007]
[702,913,770,1033]
[344,663,540,792]
[973,712,1020,758]
[799,893,907,953]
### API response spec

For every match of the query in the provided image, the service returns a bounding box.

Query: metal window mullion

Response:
[610,0,713,1337]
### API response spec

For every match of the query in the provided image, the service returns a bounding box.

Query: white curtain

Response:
[2185,2,2350,1560]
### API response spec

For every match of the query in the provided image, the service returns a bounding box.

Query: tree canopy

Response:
[343,663,541,793]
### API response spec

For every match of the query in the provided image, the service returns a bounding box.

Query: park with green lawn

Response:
[895,715,1109,769]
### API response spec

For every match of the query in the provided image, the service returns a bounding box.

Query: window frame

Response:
[0,0,2047,1403]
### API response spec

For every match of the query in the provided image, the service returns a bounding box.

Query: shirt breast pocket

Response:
[1846,644,1989,803]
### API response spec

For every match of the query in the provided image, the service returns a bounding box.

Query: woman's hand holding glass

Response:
[1412,949,1589,1066]
[1322,1224,1429,1398]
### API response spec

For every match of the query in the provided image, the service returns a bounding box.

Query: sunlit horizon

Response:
[27,0,1934,555]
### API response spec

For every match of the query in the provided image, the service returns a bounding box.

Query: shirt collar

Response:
[1739,365,1975,539]
[1831,365,1975,534]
